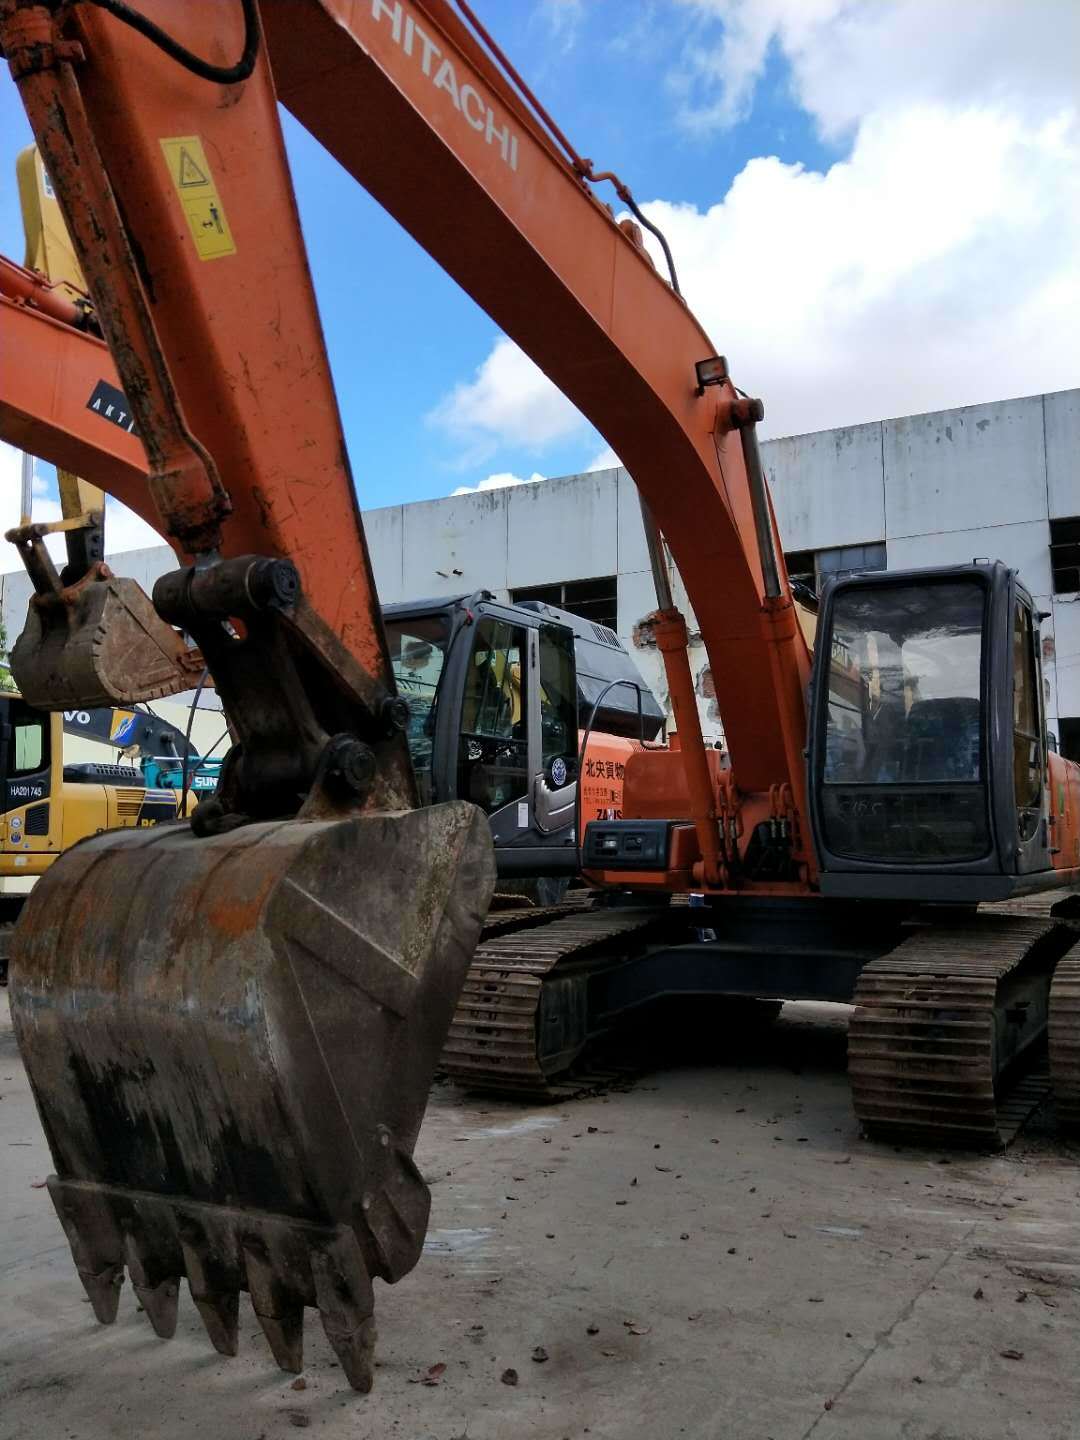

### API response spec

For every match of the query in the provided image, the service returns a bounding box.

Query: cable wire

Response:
[83,0,259,84]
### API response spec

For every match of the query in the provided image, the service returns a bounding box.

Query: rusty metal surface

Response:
[11,572,200,708]
[9,801,495,1390]
[849,917,1071,1150]
[441,907,669,1096]
[1049,946,1080,1135]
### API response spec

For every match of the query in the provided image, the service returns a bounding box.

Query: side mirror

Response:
[1048,731,1059,754]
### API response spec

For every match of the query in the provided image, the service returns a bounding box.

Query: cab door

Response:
[457,613,533,847]
[448,603,581,871]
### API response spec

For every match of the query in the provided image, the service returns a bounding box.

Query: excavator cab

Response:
[383,593,664,879]
[810,561,1068,900]
[0,695,57,899]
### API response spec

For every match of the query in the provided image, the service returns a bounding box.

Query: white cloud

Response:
[541,0,584,50]
[0,443,64,570]
[431,4,1080,453]
[427,335,587,464]
[634,120,1079,434]
[674,0,1080,139]
[451,469,545,497]
[585,445,623,473]
[0,442,164,573]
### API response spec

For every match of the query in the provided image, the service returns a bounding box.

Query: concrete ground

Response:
[2,996,1078,1440]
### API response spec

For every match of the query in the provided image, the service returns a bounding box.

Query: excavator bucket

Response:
[11,572,200,709]
[9,801,495,1391]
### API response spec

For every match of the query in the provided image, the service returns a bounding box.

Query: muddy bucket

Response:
[11,572,200,708]
[9,801,494,1390]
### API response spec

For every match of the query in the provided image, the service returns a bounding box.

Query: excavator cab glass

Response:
[811,561,1057,899]
[5,696,49,781]
[384,612,450,805]
[458,617,530,815]
[0,695,51,813]
[814,575,991,865]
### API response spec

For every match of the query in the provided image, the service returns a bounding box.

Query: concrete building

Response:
[3,386,1078,755]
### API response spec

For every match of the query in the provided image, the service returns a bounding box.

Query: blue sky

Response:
[2,0,1077,542]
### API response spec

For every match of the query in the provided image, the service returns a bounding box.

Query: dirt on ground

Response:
[2,997,1078,1440]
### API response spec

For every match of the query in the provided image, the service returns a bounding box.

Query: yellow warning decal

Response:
[159,135,236,261]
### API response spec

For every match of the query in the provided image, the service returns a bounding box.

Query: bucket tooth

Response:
[180,1229,241,1357]
[46,1178,125,1323]
[243,1242,306,1375]
[122,1231,180,1339]
[310,1234,377,1393]
[79,1265,126,1325]
[255,1306,305,1376]
[193,1291,241,1358]
[134,1276,181,1339]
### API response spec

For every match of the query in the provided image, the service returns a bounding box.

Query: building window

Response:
[1050,518,1080,595]
[1060,718,1080,765]
[785,549,816,590]
[511,576,618,630]
[783,542,886,595]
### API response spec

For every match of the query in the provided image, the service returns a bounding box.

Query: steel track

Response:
[441,906,669,1097]
[849,915,1076,1149]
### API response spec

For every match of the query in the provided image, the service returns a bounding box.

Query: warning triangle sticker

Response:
[177,146,208,188]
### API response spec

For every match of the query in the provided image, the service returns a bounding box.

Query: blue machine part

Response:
[142,757,223,793]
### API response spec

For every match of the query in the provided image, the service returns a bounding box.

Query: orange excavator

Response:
[1,0,1079,1394]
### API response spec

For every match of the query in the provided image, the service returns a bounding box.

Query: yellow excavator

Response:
[0,695,221,979]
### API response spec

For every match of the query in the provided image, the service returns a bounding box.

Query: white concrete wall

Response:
[1043,391,1080,723]
[4,387,1077,742]
[765,420,885,552]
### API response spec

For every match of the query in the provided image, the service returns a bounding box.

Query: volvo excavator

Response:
[0,695,225,982]
[1,0,1079,1394]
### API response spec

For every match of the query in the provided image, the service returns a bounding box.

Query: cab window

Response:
[384,613,450,806]
[459,618,528,814]
[7,700,48,779]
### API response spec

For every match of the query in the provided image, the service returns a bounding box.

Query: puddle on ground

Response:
[423,1227,495,1255]
[456,1115,559,1140]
